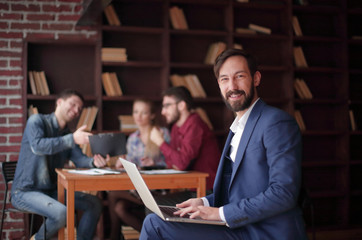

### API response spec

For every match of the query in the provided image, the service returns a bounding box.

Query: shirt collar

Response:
[230,98,260,133]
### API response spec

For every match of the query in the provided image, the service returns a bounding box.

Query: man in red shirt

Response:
[150,86,220,192]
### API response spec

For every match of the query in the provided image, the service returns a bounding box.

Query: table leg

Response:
[57,176,65,240]
[197,177,206,198]
[67,181,75,240]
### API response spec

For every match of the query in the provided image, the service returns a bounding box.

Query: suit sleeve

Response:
[223,116,302,228]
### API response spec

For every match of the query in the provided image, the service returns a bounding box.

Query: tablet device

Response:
[89,132,127,157]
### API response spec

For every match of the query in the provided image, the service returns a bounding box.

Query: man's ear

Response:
[177,100,187,111]
[56,98,63,108]
[253,71,261,87]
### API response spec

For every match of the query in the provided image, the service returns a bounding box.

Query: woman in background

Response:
[108,99,170,240]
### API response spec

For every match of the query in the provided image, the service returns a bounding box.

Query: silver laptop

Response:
[120,158,226,225]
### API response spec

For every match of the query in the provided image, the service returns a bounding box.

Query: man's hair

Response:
[162,86,194,111]
[56,89,84,103]
[213,49,259,79]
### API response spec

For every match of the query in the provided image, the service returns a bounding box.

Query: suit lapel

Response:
[229,100,265,187]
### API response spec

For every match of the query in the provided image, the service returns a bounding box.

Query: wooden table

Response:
[56,169,208,240]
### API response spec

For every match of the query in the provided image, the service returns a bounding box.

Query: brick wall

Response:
[0,0,98,239]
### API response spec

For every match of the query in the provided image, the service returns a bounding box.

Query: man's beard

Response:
[222,84,254,113]
[167,109,181,125]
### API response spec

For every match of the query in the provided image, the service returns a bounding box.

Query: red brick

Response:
[58,14,80,21]
[26,32,55,39]
[43,4,72,12]
[27,13,55,21]
[0,40,8,48]
[0,22,9,29]
[0,137,7,143]
[0,3,9,11]
[0,32,22,39]
[11,22,41,30]
[0,50,22,58]
[0,98,5,105]
[74,5,82,12]
[10,40,23,48]
[0,108,22,115]
[0,126,23,133]
[0,13,22,20]
[43,23,73,31]
[9,98,22,105]
[8,230,26,240]
[9,117,23,124]
[60,0,82,3]
[9,136,22,143]
[9,156,19,161]
[10,60,21,68]
[0,155,6,161]
[0,146,21,153]
[11,4,40,12]
[0,117,6,124]
[0,60,7,68]
[0,70,22,76]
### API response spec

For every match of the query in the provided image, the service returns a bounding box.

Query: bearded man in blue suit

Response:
[140,49,308,240]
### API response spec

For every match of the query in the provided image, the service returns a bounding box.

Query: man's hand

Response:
[141,157,154,166]
[174,198,221,221]
[73,125,92,145]
[150,127,164,146]
[93,154,110,168]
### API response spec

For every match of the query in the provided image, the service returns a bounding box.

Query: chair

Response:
[0,161,46,240]
[298,186,315,240]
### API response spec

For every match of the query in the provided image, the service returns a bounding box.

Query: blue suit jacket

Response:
[206,99,307,240]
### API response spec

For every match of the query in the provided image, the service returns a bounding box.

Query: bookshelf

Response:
[347,0,362,226]
[22,0,361,237]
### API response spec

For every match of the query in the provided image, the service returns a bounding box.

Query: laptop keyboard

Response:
[159,206,191,218]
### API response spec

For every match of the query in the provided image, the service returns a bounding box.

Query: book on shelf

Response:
[76,106,98,132]
[104,4,121,26]
[195,108,213,130]
[204,42,227,65]
[292,16,303,36]
[102,72,123,96]
[28,104,38,117]
[235,27,257,35]
[294,110,306,132]
[351,36,362,40]
[248,23,272,35]
[170,74,206,98]
[293,46,308,68]
[28,71,50,95]
[101,47,127,62]
[169,6,188,30]
[349,110,357,131]
[234,43,243,50]
[294,78,312,99]
[118,115,138,133]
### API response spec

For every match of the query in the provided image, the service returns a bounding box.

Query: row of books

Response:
[76,106,98,132]
[169,6,188,30]
[102,72,123,96]
[104,4,121,26]
[170,74,206,98]
[101,47,128,62]
[294,78,313,99]
[293,46,308,68]
[28,71,50,95]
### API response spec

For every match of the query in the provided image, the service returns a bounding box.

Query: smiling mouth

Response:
[226,90,245,100]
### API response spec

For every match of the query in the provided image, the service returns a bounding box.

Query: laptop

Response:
[120,158,226,225]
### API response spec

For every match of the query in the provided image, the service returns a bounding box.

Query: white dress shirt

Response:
[201,98,260,225]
